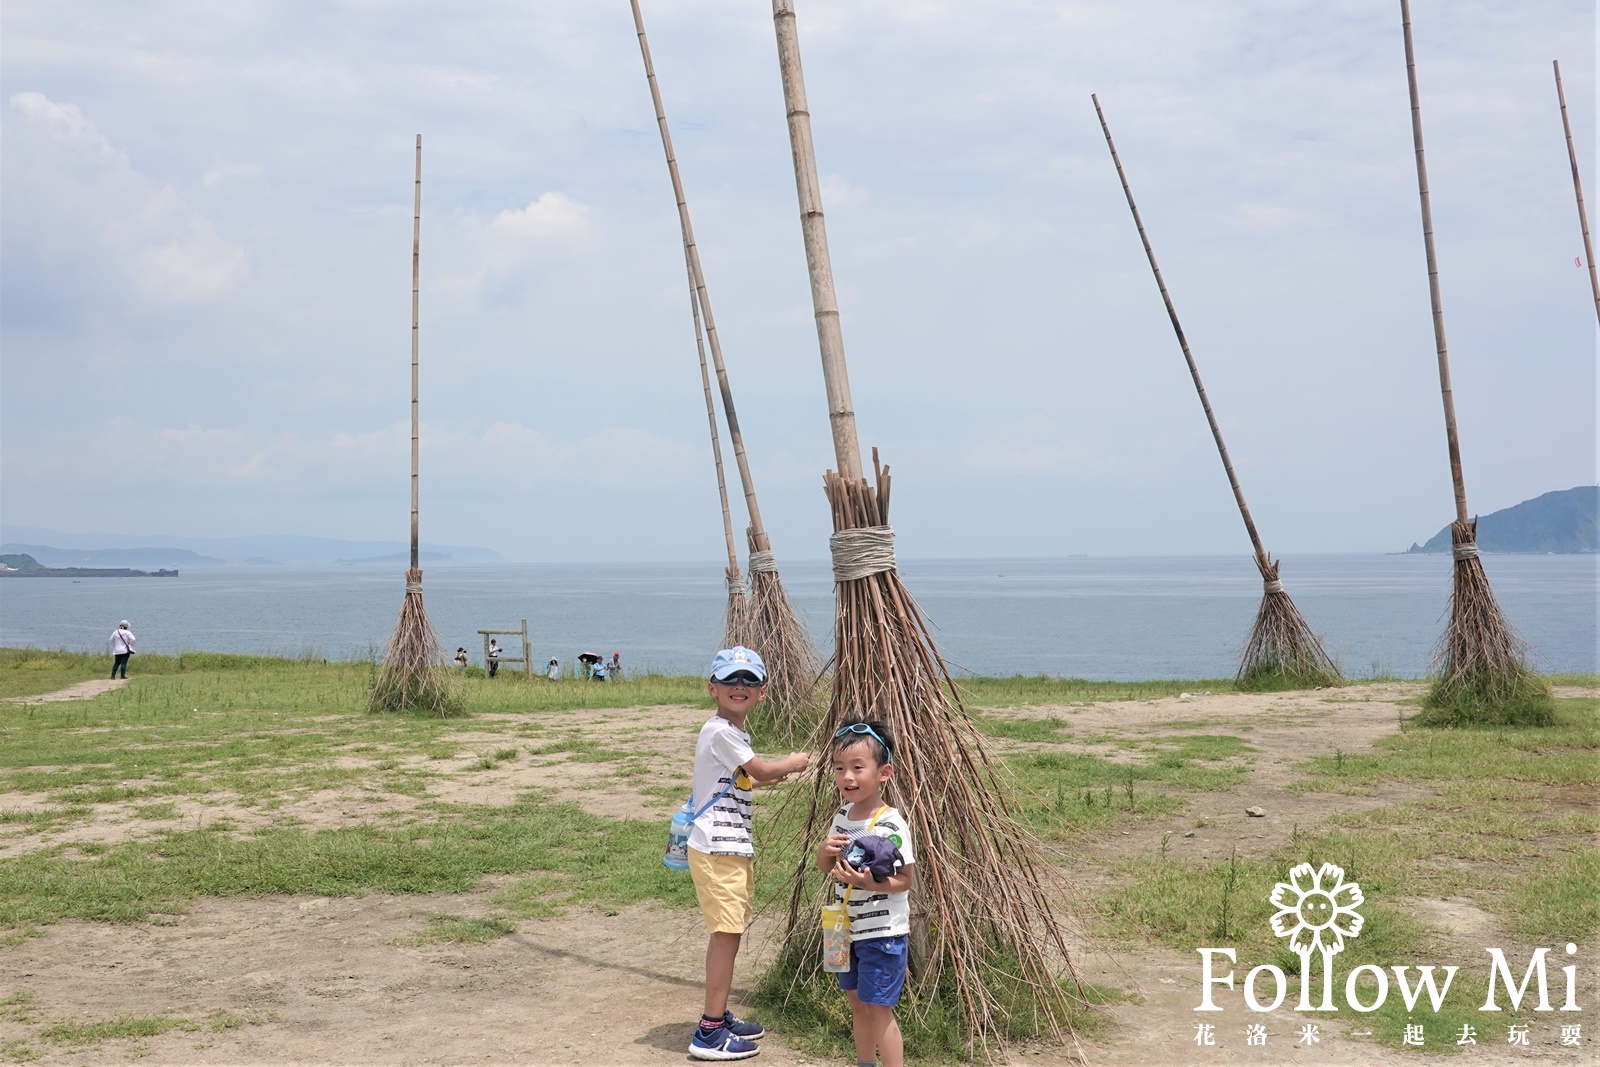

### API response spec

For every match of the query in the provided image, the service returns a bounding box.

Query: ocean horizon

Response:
[1,553,1593,681]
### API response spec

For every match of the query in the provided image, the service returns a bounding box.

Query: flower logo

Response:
[1270,862,1364,1010]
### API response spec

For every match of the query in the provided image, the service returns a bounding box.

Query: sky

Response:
[1,0,1594,562]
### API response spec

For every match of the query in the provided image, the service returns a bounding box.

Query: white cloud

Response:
[488,192,590,243]
[5,91,248,303]
[8,91,125,166]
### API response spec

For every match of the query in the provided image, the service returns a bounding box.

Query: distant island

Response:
[0,553,178,578]
[1407,486,1598,554]
[0,530,503,567]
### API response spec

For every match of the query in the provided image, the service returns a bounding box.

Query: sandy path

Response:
[1,894,823,1067]
[5,678,126,704]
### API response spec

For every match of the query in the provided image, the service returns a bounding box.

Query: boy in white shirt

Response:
[688,647,808,1061]
[816,721,915,1067]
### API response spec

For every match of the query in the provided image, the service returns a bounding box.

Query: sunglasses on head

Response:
[714,672,764,687]
[834,722,892,763]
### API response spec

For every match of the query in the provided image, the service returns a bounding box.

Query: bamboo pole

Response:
[630,0,774,553]
[771,0,862,482]
[686,248,743,581]
[1554,60,1600,326]
[410,133,422,569]
[1400,0,1469,524]
[1091,95,1268,571]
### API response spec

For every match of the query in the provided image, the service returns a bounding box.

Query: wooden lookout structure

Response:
[477,619,531,679]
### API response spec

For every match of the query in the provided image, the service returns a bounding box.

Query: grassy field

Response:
[0,647,1595,1061]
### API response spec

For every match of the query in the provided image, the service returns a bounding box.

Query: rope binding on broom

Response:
[1452,540,1480,561]
[1263,579,1284,594]
[829,525,895,582]
[747,550,778,574]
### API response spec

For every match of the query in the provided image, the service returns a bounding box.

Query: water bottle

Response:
[663,799,693,870]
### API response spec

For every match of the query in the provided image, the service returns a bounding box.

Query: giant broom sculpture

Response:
[371,135,457,716]
[1399,0,1549,724]
[1093,95,1342,691]
[630,0,819,734]
[764,0,1088,1056]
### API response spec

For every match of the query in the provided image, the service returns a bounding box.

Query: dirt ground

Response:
[2,682,1593,1066]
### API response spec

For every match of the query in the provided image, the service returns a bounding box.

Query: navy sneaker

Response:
[723,1010,765,1040]
[689,1024,759,1061]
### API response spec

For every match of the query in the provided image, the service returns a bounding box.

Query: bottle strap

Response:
[838,805,888,910]
[690,769,742,822]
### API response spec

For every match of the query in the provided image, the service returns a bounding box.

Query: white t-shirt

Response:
[687,716,755,858]
[829,803,916,941]
[109,629,135,654]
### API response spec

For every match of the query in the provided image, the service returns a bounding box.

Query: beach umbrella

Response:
[1091,94,1342,691]
[1553,60,1600,326]
[764,1,1089,1056]
[629,0,818,729]
[1398,0,1549,724]
[371,136,457,716]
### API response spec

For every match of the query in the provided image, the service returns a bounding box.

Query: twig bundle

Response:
[370,135,457,717]
[371,568,455,715]
[1238,556,1341,689]
[1426,520,1548,723]
[629,0,819,723]
[764,1,1089,1056]
[1397,0,1549,724]
[1092,95,1340,691]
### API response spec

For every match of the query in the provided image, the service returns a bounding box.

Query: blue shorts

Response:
[837,935,909,1006]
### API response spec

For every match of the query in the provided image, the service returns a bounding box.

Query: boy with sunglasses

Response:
[817,721,915,1067]
[688,647,808,1061]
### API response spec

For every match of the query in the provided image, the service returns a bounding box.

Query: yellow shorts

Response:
[688,849,753,934]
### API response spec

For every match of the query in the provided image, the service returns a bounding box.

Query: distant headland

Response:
[0,553,178,578]
[1407,486,1598,554]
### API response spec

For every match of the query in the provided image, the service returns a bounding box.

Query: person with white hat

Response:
[108,621,136,679]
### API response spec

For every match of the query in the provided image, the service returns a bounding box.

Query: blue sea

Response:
[0,555,1593,680]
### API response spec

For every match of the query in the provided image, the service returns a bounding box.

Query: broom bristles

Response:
[722,566,757,651]
[370,569,460,716]
[745,546,823,741]
[1424,521,1552,725]
[1237,557,1343,690]
[770,460,1090,1061]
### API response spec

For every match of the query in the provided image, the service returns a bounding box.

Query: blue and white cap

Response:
[710,646,767,682]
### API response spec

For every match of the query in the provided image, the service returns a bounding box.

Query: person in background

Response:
[547,657,560,681]
[592,660,608,682]
[108,620,136,679]
[609,650,622,681]
[487,640,501,678]
[454,647,469,674]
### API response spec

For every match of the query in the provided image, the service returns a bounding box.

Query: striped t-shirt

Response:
[688,717,756,858]
[829,803,916,941]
